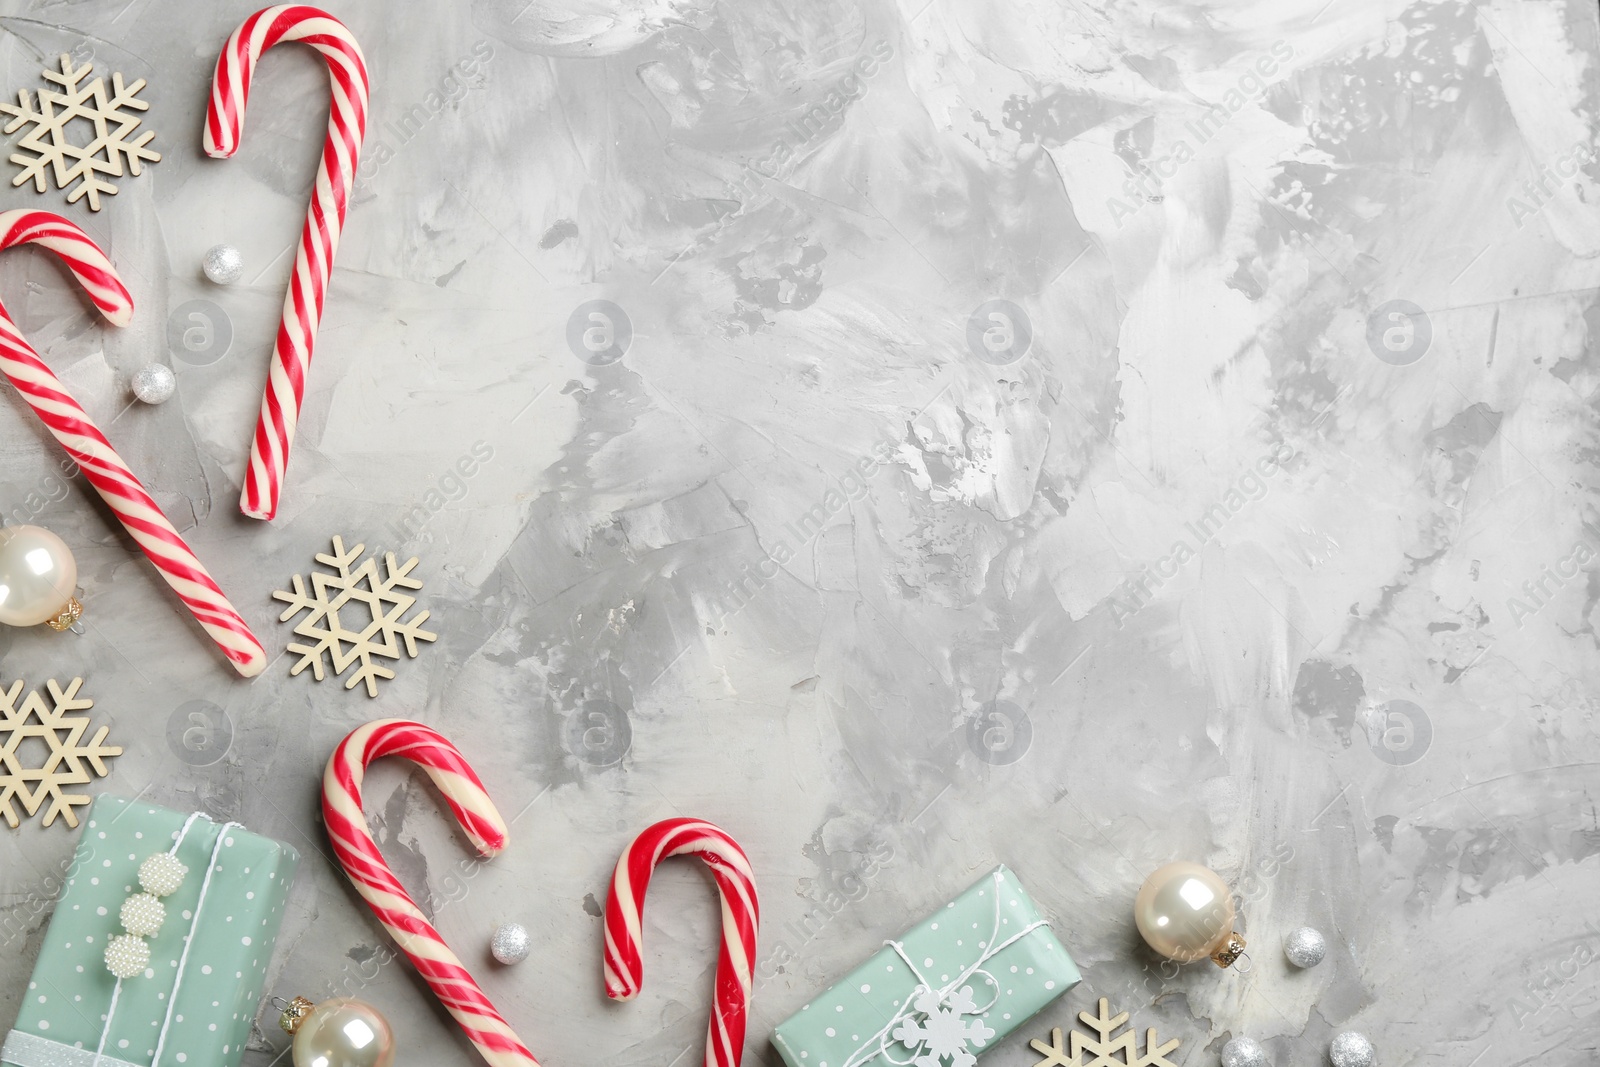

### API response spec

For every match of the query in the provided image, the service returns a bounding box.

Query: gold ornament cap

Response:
[279,995,316,1035]
[1210,931,1247,968]
[45,596,83,632]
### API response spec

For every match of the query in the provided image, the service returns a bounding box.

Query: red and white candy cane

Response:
[323,719,539,1067]
[0,209,266,676]
[605,818,760,1067]
[204,5,369,521]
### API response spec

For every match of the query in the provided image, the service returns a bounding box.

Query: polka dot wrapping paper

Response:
[770,866,1080,1067]
[1,794,298,1067]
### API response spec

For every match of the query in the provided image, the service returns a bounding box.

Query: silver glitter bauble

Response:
[202,243,244,284]
[490,921,530,964]
[1285,926,1327,968]
[1329,1031,1375,1067]
[131,363,176,404]
[1222,1037,1268,1067]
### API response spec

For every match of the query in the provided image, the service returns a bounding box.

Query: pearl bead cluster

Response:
[103,851,188,979]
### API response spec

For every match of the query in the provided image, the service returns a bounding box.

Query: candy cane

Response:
[605,818,760,1067]
[204,5,369,521]
[323,719,539,1067]
[0,209,266,677]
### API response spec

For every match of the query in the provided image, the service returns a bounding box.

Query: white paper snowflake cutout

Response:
[0,53,161,211]
[273,536,437,697]
[893,986,997,1067]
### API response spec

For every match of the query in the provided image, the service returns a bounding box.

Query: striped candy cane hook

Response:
[605,818,760,1067]
[0,209,267,676]
[323,719,540,1067]
[204,5,369,521]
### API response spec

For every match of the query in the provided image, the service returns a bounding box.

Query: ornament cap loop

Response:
[279,995,316,1035]
[1210,931,1247,968]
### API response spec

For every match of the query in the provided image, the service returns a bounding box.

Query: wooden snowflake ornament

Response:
[1030,998,1180,1067]
[0,53,160,210]
[273,536,437,697]
[0,677,121,829]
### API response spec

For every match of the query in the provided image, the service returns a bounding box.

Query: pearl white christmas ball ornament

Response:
[0,525,80,628]
[491,921,530,964]
[1285,926,1327,968]
[1222,1036,1268,1067]
[131,363,177,404]
[1329,1031,1375,1067]
[1134,860,1246,966]
[138,852,188,897]
[104,933,151,978]
[119,892,166,937]
[202,243,244,284]
[289,997,395,1067]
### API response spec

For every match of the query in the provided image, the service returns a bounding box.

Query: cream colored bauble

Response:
[1133,861,1246,967]
[0,525,79,628]
[287,997,395,1067]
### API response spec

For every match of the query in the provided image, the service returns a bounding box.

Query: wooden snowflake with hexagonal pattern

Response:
[273,536,437,697]
[0,677,121,829]
[1030,999,1180,1067]
[0,53,161,210]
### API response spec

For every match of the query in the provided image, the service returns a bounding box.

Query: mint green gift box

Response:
[772,866,1079,1067]
[3,795,298,1067]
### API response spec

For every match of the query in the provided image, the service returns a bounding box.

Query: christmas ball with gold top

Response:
[1133,861,1246,967]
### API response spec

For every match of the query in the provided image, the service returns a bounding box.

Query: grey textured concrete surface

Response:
[2,1,1599,1066]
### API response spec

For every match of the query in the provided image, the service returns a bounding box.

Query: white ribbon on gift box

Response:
[837,870,1049,1067]
[2,1031,143,1067]
[1,814,242,1067]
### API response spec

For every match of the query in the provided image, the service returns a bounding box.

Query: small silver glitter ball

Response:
[202,243,244,284]
[1222,1037,1268,1067]
[1285,926,1328,968]
[490,921,530,964]
[1329,1031,1375,1067]
[131,363,177,404]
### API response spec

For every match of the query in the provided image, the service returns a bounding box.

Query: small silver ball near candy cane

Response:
[204,5,368,521]
[491,922,531,964]
[202,243,244,284]
[131,363,176,404]
[605,817,760,1067]
[323,719,541,1067]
